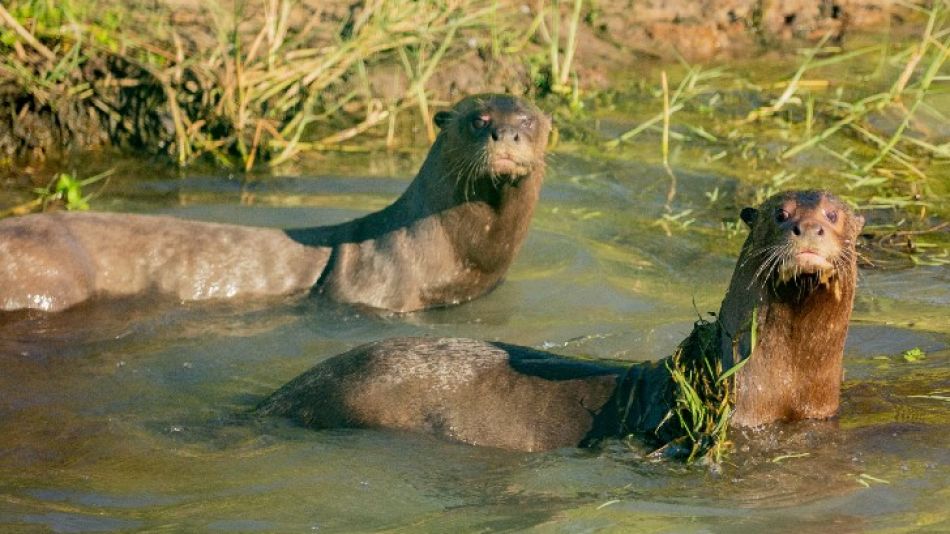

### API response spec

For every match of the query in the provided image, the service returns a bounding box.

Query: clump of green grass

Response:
[36,169,111,211]
[650,312,753,464]
[0,0,485,166]
[0,169,112,217]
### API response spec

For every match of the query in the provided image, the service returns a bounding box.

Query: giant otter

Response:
[0,94,550,313]
[258,190,864,452]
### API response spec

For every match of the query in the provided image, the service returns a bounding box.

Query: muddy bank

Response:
[591,0,904,60]
[0,0,930,165]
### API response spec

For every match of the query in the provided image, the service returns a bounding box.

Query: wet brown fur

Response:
[722,190,863,426]
[258,190,863,452]
[0,94,550,313]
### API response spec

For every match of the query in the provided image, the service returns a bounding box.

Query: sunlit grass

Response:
[0,169,112,217]
[606,5,947,211]
[601,2,948,263]
[0,0,585,168]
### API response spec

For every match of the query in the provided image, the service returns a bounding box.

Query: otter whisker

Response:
[448,148,486,202]
[749,243,789,290]
[449,160,471,199]
[739,244,783,272]
[738,245,779,278]
[466,149,490,199]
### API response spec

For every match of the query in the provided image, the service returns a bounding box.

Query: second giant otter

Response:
[0,94,550,313]
[258,190,864,452]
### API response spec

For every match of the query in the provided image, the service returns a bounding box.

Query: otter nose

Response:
[490,125,520,143]
[792,220,825,237]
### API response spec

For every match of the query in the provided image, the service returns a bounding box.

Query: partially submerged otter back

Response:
[257,337,623,452]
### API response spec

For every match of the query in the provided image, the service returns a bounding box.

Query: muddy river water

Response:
[0,149,947,532]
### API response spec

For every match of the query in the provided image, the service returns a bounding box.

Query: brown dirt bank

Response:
[0,0,932,166]
[309,0,923,96]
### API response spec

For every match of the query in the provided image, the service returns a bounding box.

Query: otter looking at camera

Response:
[258,190,864,452]
[0,94,550,313]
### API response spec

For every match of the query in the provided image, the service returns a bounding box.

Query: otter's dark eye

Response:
[775,209,790,223]
[472,115,490,129]
[826,210,838,223]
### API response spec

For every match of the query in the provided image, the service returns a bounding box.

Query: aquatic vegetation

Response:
[0,169,111,217]
[602,2,948,263]
[649,314,751,464]
[902,347,927,362]
[605,11,949,208]
[39,170,112,210]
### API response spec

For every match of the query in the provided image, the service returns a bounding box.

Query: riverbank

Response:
[0,0,938,166]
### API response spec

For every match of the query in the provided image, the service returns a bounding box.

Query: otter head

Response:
[434,94,551,194]
[740,190,864,295]
[726,190,865,428]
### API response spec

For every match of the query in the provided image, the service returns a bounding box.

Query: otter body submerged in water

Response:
[0,94,550,313]
[258,190,864,452]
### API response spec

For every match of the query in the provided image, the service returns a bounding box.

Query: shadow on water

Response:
[0,150,947,532]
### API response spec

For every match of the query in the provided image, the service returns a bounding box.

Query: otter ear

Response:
[434,111,453,130]
[740,207,758,228]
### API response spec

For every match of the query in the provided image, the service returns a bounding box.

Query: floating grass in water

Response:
[0,169,112,217]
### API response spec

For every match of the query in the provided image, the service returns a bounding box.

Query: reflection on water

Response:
[1,151,948,532]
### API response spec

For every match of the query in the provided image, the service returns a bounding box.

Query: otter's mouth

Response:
[486,144,534,178]
[795,250,833,272]
[489,155,530,177]
[777,250,836,286]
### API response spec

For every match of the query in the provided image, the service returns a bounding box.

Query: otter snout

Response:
[487,126,534,177]
[792,219,825,238]
[780,212,838,280]
[490,124,520,143]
